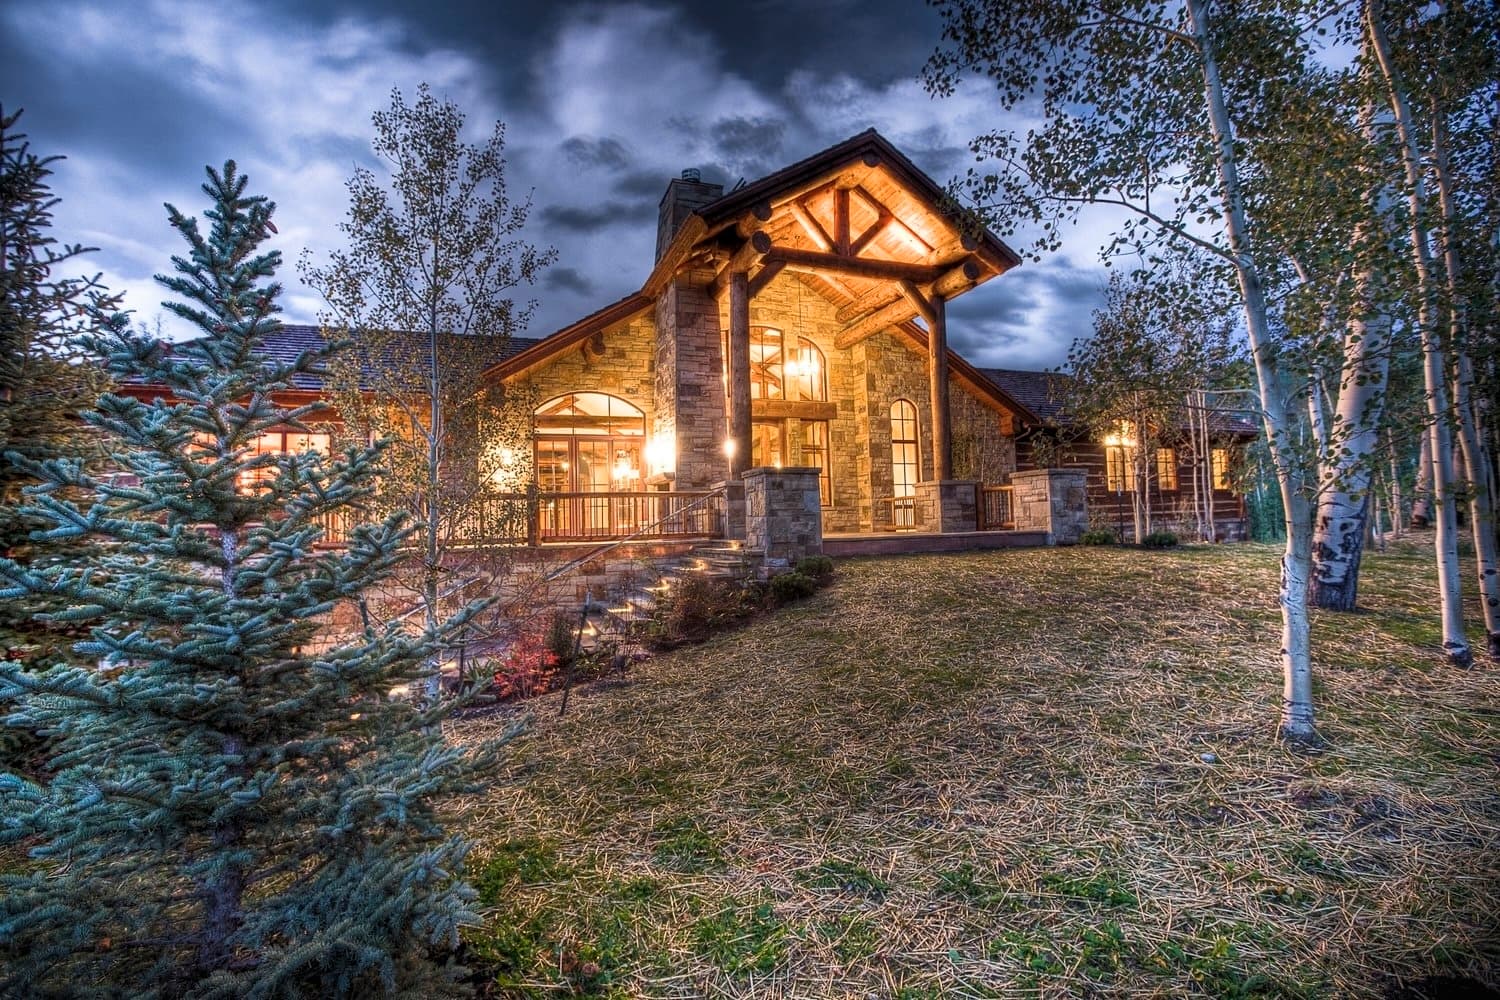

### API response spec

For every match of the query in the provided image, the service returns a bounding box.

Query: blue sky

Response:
[0,0,1128,370]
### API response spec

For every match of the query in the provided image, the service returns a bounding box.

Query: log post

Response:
[928,293,952,481]
[728,270,751,479]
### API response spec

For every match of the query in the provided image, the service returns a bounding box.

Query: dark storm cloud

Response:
[0,0,1116,353]
[559,135,631,171]
[543,266,595,296]
[0,39,241,180]
[541,199,652,232]
[615,169,674,199]
[709,116,786,160]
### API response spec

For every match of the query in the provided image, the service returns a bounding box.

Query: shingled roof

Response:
[978,367,1258,436]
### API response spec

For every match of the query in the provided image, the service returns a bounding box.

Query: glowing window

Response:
[749,328,826,402]
[1212,448,1233,490]
[891,399,920,528]
[802,420,831,507]
[1156,448,1178,491]
[1105,445,1129,493]
[534,393,646,436]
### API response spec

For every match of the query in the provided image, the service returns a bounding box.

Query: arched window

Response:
[750,328,827,402]
[534,393,646,494]
[891,399,920,528]
[534,392,646,436]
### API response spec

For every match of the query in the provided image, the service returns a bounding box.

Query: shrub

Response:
[493,631,560,701]
[647,575,754,649]
[1141,530,1180,548]
[544,609,578,670]
[1080,529,1118,545]
[794,555,835,580]
[769,571,819,604]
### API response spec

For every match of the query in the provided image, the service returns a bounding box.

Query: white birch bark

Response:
[1186,0,1316,741]
[1366,0,1472,666]
[1309,264,1391,610]
[1432,113,1500,660]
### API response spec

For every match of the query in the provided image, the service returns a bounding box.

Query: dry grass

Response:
[451,541,1500,998]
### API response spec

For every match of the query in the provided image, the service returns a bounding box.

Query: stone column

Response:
[915,479,979,533]
[715,478,746,540]
[743,466,822,572]
[1010,468,1088,544]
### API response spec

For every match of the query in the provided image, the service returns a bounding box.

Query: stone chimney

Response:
[656,168,723,261]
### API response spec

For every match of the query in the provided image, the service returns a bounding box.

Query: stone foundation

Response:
[744,466,823,572]
[915,480,980,533]
[1011,468,1088,544]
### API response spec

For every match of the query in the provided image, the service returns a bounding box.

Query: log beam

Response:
[848,208,893,256]
[834,298,920,350]
[709,230,772,298]
[788,200,834,252]
[834,188,851,255]
[747,258,786,298]
[899,280,936,327]
[835,285,902,322]
[768,245,945,284]
[928,293,952,481]
[734,201,774,238]
[931,258,984,300]
[728,270,751,478]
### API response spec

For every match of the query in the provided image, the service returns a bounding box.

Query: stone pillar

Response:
[743,466,822,572]
[653,274,727,491]
[1010,468,1088,544]
[915,479,979,533]
[715,479,746,540]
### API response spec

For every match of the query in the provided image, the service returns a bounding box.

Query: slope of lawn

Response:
[452,541,1499,999]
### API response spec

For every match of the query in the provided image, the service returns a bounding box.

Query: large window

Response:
[1212,448,1233,490]
[749,327,827,401]
[891,399,920,528]
[227,430,331,493]
[1105,445,1129,493]
[1156,448,1178,491]
[750,420,785,468]
[533,393,646,495]
[802,420,831,507]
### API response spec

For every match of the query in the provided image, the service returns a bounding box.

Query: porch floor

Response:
[821,528,1049,558]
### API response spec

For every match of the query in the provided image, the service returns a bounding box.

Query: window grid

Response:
[1156,448,1178,491]
[890,399,920,528]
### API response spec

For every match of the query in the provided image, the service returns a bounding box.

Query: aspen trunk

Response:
[1310,265,1390,610]
[1387,429,1404,539]
[1410,431,1432,528]
[1431,105,1500,660]
[1367,0,1472,666]
[1187,0,1316,741]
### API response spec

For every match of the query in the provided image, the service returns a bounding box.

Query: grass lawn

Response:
[452,541,1499,998]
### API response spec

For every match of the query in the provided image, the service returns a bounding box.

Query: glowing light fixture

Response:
[645,433,675,475]
[723,438,736,458]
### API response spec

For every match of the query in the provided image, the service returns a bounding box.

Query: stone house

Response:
[132,129,1257,568]
[476,129,1090,558]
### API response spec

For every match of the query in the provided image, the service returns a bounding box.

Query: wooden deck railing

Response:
[978,485,1016,531]
[314,490,723,547]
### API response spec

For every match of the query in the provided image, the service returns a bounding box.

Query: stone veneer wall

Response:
[508,271,1019,535]
[1011,468,1088,544]
[508,310,657,483]
[656,271,729,491]
[857,331,1015,532]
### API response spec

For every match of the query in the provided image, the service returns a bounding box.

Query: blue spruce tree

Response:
[0,162,507,996]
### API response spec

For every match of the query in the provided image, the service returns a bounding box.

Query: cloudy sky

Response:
[1,0,1123,370]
